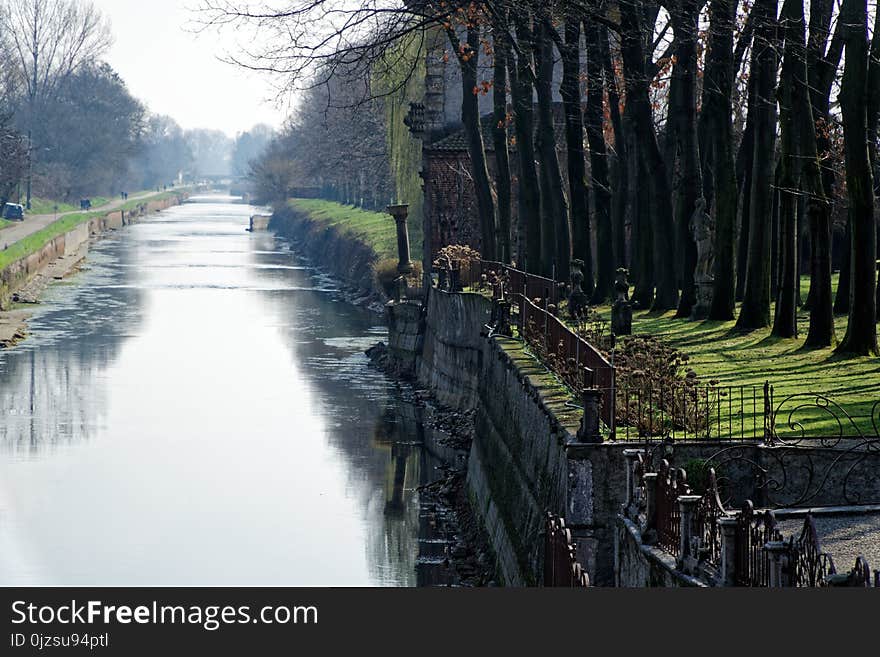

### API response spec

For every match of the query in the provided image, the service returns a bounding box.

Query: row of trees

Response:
[0,0,274,206]
[203,0,880,355]
[248,61,397,209]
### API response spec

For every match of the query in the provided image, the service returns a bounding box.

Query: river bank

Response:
[270,202,406,313]
[0,189,190,348]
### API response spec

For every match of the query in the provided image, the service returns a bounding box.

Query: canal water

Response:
[0,194,453,586]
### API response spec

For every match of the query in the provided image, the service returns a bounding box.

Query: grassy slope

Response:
[591,272,880,433]
[287,198,423,262]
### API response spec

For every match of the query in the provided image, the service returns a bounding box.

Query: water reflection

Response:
[0,194,451,586]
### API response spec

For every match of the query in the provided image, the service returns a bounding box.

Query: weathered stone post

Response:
[642,472,659,541]
[622,449,645,513]
[577,367,603,443]
[677,495,702,572]
[387,204,413,274]
[764,541,791,588]
[718,517,739,586]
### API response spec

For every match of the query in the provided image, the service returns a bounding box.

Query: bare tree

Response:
[0,0,112,206]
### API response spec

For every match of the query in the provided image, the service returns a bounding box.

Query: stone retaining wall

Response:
[416,290,491,409]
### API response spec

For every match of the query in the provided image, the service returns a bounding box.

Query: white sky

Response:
[91,0,287,136]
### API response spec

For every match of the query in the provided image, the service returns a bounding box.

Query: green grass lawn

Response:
[588,273,880,436]
[287,198,423,262]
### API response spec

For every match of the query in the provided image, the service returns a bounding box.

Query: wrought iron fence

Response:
[434,259,880,444]
[733,503,779,586]
[543,512,590,587]
[518,294,615,428]
[615,381,772,441]
[694,468,728,566]
[654,461,690,556]
[789,515,837,587]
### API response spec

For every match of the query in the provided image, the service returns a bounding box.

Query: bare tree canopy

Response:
[0,0,112,103]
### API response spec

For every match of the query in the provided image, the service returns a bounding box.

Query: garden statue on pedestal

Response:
[689,197,714,319]
[568,259,590,319]
[611,268,632,335]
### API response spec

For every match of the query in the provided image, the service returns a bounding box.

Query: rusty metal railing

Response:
[543,512,589,587]
[518,294,615,429]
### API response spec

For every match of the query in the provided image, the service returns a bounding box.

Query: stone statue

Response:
[690,197,714,282]
[568,259,589,319]
[611,268,632,336]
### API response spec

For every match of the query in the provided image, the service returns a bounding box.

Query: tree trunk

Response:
[510,13,543,274]
[601,26,629,271]
[560,17,592,293]
[773,0,804,340]
[670,0,703,318]
[703,0,739,320]
[450,25,498,261]
[619,0,679,311]
[736,0,779,330]
[584,18,614,303]
[868,5,880,319]
[836,0,878,355]
[491,18,513,263]
[794,0,836,345]
[536,18,570,280]
[735,74,757,301]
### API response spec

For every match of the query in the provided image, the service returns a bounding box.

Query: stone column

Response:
[387,204,413,274]
[622,449,645,513]
[642,473,659,539]
[677,495,703,572]
[764,541,791,588]
[718,517,739,586]
[577,389,603,443]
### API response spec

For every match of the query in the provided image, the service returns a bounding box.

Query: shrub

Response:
[375,258,423,297]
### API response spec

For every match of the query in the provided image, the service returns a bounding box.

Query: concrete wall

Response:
[386,300,423,378]
[466,337,577,585]
[416,290,491,409]
[385,285,880,587]
[615,516,706,587]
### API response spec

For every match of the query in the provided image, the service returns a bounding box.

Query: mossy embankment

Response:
[271,198,423,310]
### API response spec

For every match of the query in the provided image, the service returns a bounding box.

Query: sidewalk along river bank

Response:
[0,188,191,347]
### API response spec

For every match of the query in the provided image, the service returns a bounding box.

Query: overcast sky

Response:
[91,0,287,136]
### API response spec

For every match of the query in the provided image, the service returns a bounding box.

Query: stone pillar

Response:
[764,541,791,588]
[577,389,603,443]
[677,495,702,572]
[622,449,645,513]
[718,517,738,586]
[642,473,658,540]
[387,204,413,274]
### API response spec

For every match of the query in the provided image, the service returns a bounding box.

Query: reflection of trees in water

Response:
[249,233,457,586]
[0,239,145,454]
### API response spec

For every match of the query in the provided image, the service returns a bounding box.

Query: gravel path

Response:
[776,514,880,573]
